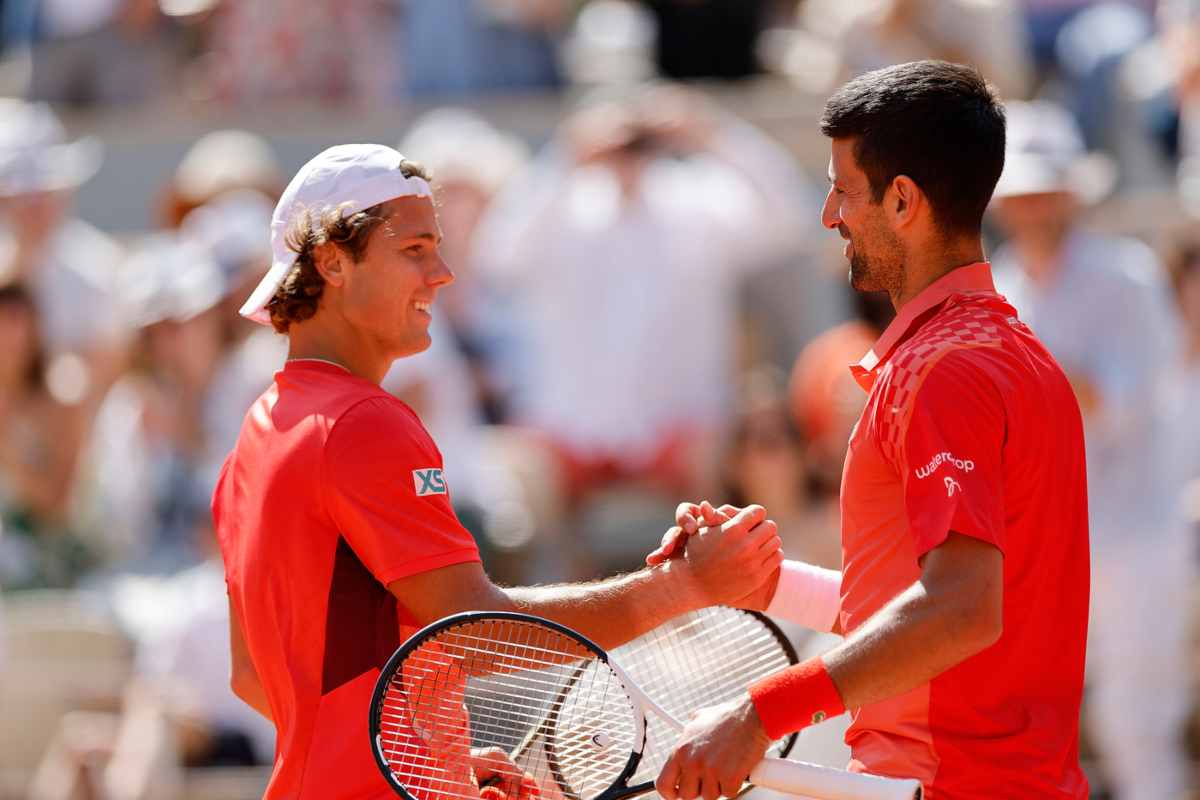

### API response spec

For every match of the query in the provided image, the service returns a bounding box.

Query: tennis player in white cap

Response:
[211,143,784,800]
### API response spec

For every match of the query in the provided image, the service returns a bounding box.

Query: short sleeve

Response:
[894,353,1006,558]
[322,397,480,586]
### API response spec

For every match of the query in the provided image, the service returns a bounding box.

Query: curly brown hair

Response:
[265,158,432,333]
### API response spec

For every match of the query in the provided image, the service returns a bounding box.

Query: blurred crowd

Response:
[0,1,1198,799]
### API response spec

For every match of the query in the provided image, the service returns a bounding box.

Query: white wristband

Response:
[766,559,842,633]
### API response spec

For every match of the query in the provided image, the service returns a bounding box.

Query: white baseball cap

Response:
[239,143,433,325]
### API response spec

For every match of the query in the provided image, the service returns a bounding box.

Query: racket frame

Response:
[369,610,646,800]
[370,610,923,800]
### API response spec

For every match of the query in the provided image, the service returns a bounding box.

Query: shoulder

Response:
[882,300,1009,400]
[326,394,440,463]
[331,394,429,439]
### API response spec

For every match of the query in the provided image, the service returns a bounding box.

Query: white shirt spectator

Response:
[476,118,809,465]
[993,230,1184,541]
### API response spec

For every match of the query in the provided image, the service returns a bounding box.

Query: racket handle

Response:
[749,756,923,800]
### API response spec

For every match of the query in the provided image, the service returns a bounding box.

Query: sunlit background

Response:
[0,1,1197,798]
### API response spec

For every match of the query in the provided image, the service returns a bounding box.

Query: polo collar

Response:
[850,262,997,391]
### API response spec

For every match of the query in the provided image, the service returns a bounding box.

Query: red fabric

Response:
[749,656,845,739]
[838,263,1090,799]
[212,360,481,799]
[546,427,699,504]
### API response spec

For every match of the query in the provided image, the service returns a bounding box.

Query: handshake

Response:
[646,501,784,613]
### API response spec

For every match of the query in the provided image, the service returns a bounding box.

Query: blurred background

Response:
[0,0,1197,798]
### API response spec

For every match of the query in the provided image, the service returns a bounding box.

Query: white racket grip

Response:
[749,757,923,800]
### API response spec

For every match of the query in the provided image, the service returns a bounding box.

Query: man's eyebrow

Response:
[389,231,441,244]
[404,233,439,241]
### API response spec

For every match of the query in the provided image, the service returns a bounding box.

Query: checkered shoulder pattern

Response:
[871,296,1006,472]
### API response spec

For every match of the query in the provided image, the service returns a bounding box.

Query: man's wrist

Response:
[736,691,771,750]
[649,558,704,616]
[748,656,846,739]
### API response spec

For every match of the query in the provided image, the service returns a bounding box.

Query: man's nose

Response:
[821,188,841,231]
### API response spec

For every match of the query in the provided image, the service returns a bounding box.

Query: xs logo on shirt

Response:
[944,476,962,497]
[413,468,447,496]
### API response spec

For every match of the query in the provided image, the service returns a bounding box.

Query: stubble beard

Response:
[848,248,873,291]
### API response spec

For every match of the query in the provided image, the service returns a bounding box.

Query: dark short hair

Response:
[821,60,1006,236]
[266,158,431,333]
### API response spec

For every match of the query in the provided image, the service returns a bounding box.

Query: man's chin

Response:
[395,334,433,360]
[848,267,872,292]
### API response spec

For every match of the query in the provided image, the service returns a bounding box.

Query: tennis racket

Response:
[369,610,923,800]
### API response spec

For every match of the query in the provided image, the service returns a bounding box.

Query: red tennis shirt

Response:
[839,263,1090,798]
[212,359,481,799]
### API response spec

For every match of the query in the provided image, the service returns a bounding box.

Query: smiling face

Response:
[336,195,453,362]
[821,138,906,299]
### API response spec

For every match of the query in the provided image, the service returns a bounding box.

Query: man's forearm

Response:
[502,562,701,650]
[824,576,1001,709]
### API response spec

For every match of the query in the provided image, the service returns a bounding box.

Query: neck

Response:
[892,237,986,310]
[287,319,391,385]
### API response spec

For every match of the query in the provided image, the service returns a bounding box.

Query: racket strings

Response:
[612,608,796,783]
[376,619,638,800]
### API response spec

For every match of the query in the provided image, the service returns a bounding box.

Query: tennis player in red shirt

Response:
[211,144,784,800]
[649,61,1090,799]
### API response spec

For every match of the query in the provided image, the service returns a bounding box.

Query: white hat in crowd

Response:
[993,100,1117,204]
[398,108,528,195]
[180,189,274,286]
[0,99,103,197]
[122,233,226,328]
[239,143,433,326]
[173,129,282,206]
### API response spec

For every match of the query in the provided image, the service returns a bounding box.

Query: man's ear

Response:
[887,175,923,229]
[312,242,347,287]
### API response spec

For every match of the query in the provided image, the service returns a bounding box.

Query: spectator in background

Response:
[1164,233,1200,454]
[640,0,776,81]
[0,99,129,404]
[158,129,283,229]
[392,108,529,425]
[0,282,90,589]
[31,548,275,800]
[1162,0,1200,211]
[203,0,395,105]
[79,235,229,575]
[0,100,129,400]
[1021,0,1155,77]
[475,85,810,515]
[401,0,569,96]
[832,0,1032,99]
[788,288,893,497]
[724,368,838,571]
[1160,231,1200,656]
[990,100,1190,800]
[180,189,288,464]
[25,0,176,106]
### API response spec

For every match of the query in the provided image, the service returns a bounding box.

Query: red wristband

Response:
[748,656,845,740]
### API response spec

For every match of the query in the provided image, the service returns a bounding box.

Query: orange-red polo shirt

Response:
[839,263,1090,798]
[212,360,481,799]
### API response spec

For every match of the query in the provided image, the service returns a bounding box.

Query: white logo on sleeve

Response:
[413,468,447,496]
[944,476,962,497]
[915,451,975,480]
